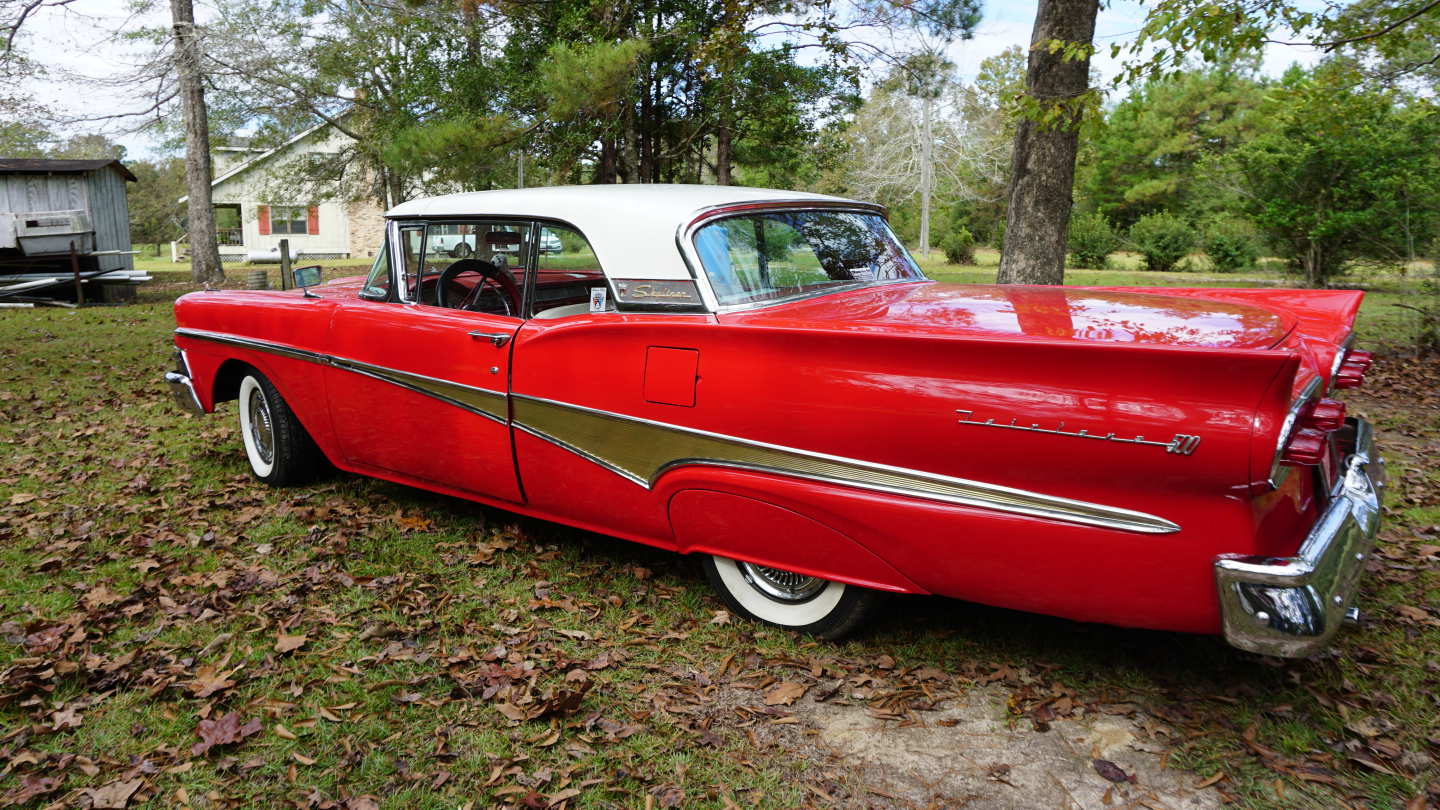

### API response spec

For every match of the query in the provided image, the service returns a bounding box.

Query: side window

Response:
[398,224,424,302]
[359,245,391,301]
[533,224,610,318]
[418,221,528,318]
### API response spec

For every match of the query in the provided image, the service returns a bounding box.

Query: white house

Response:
[189,120,386,261]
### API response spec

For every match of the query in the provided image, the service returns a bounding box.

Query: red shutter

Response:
[307,206,320,236]
[257,205,270,236]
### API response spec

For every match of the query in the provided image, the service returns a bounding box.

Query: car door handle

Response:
[467,330,511,347]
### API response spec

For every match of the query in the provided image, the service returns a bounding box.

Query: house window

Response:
[271,206,310,235]
[214,204,243,246]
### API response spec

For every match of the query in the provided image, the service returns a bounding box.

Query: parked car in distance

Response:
[166,185,1383,657]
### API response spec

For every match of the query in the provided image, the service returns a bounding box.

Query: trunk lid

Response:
[727,282,1296,349]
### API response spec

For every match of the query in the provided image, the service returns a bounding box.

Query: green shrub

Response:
[1067,212,1119,269]
[993,218,1005,252]
[1202,218,1260,273]
[1128,212,1196,272]
[942,227,976,265]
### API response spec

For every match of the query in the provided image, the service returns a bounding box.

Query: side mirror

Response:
[292,265,322,289]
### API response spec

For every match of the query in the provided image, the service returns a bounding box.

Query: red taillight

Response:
[1331,347,1373,390]
[1304,398,1346,432]
[1281,427,1328,465]
[1334,364,1365,389]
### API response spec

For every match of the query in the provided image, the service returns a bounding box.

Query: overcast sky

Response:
[13,0,1322,161]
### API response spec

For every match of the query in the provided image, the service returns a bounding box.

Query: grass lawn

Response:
[1,259,1437,808]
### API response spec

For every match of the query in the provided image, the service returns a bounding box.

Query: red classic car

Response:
[166,185,1384,657]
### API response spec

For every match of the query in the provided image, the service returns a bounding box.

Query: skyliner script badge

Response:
[955,409,1202,456]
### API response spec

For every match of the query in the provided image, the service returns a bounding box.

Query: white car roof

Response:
[385,184,875,281]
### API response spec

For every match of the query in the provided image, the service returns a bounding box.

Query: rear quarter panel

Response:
[511,312,1302,633]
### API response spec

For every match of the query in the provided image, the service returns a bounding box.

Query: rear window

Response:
[693,210,924,307]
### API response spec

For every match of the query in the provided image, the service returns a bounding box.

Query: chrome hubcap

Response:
[737,561,827,603]
[247,387,275,465]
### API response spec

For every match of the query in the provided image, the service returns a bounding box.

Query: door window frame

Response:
[380,217,538,319]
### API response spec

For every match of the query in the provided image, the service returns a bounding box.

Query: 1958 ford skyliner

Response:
[166,185,1384,656]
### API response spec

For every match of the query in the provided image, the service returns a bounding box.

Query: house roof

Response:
[0,159,137,182]
[387,184,879,282]
[208,118,338,190]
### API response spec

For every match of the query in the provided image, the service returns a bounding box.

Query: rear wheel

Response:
[237,371,322,486]
[702,555,880,640]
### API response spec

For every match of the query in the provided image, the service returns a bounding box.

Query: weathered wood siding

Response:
[85,168,134,272]
[0,167,133,271]
[0,172,87,214]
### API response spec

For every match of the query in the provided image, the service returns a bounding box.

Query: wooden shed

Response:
[0,158,137,275]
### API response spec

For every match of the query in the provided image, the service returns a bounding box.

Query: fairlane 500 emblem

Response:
[956,410,1202,456]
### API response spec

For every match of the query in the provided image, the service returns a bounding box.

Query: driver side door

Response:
[325,220,530,502]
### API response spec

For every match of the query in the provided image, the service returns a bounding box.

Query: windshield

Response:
[693,210,926,307]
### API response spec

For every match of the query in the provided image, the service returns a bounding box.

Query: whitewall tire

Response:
[702,555,881,640]
[236,371,322,486]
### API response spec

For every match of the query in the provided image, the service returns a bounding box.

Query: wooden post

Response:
[279,238,291,291]
[171,240,180,263]
[70,241,84,306]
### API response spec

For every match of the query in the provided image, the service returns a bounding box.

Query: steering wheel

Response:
[435,259,522,316]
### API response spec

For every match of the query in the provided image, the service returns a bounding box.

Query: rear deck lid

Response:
[729,283,1296,349]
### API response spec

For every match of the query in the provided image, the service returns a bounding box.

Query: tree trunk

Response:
[995,0,1099,286]
[918,95,933,256]
[171,0,223,285]
[715,123,732,185]
[598,138,617,184]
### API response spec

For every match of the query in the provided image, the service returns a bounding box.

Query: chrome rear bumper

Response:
[1215,417,1384,657]
[165,349,205,416]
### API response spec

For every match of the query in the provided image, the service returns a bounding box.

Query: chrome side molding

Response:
[511,394,1181,535]
[172,327,1183,536]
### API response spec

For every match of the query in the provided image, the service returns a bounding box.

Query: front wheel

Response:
[702,555,881,640]
[237,371,322,486]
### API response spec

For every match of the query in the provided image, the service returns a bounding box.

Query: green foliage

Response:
[0,118,52,157]
[1066,211,1119,269]
[1123,0,1440,88]
[1201,217,1260,273]
[1229,62,1440,286]
[1396,278,1440,354]
[1127,212,1196,272]
[1079,59,1263,226]
[50,133,126,160]
[941,227,975,265]
[993,217,1005,252]
[539,39,649,120]
[127,157,187,248]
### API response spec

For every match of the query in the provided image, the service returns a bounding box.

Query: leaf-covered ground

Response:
[0,269,1436,809]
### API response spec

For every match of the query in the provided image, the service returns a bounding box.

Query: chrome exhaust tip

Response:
[1343,606,1361,626]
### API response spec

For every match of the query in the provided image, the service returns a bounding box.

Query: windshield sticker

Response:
[589,287,608,313]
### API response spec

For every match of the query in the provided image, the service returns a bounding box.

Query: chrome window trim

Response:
[1268,376,1323,489]
[675,202,928,314]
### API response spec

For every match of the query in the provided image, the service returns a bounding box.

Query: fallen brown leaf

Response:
[85,778,143,809]
[763,681,809,706]
[274,633,308,654]
[192,712,262,756]
[1092,759,1133,784]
